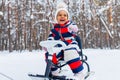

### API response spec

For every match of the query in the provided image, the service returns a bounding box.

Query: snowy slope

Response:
[0,49,120,80]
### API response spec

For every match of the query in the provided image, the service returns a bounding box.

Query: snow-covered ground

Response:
[0,49,120,80]
[84,49,120,80]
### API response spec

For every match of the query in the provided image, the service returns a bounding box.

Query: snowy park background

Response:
[0,49,120,80]
[0,0,120,52]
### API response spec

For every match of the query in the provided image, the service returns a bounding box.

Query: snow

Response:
[0,49,120,80]
[83,49,120,80]
[0,11,3,16]
[0,50,46,80]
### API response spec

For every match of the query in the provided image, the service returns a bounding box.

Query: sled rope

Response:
[0,72,14,80]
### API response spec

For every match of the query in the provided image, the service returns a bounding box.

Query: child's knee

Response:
[67,57,84,73]
[64,50,80,62]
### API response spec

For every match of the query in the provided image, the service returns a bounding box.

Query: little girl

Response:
[47,2,84,80]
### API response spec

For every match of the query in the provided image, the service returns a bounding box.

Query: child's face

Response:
[56,10,68,24]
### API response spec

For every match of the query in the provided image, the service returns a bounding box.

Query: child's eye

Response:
[58,14,67,17]
[57,14,61,17]
[59,14,62,16]
[64,14,67,17]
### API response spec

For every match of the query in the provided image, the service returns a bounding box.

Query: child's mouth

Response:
[60,20,65,22]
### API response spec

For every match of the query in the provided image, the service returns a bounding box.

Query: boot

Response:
[74,70,85,80]
[66,76,79,80]
[51,69,64,76]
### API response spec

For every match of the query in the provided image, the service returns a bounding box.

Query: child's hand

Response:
[68,24,78,33]
[42,47,47,51]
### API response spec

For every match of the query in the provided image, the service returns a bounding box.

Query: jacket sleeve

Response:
[47,31,54,40]
[47,29,61,40]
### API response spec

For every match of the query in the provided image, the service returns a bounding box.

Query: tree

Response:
[0,0,119,52]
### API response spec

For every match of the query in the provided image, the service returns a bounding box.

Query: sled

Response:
[28,71,94,80]
[28,40,94,80]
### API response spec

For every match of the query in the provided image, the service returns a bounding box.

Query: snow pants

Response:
[51,44,84,74]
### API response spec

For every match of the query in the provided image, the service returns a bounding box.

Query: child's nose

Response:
[61,15,64,17]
